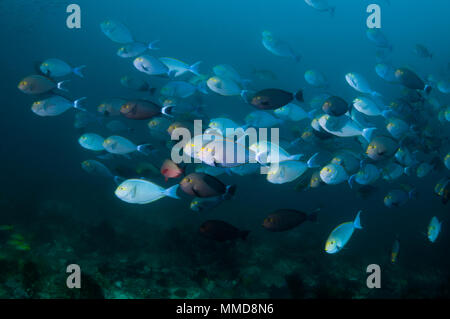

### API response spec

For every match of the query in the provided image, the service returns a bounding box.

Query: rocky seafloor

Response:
[0,195,449,299]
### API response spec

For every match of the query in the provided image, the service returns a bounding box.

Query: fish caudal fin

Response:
[308,208,320,222]
[240,230,250,241]
[223,184,237,200]
[162,105,175,117]
[137,144,154,155]
[57,80,70,92]
[189,61,202,76]
[381,109,395,119]
[362,127,376,142]
[294,89,304,102]
[73,65,86,78]
[240,90,250,103]
[371,91,382,98]
[197,81,209,95]
[307,152,320,168]
[73,97,87,111]
[348,174,356,189]
[113,176,125,185]
[409,189,418,200]
[148,40,160,50]
[163,184,180,199]
[353,210,363,229]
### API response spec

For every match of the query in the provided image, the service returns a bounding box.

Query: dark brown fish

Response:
[18,75,65,95]
[322,96,349,116]
[395,68,431,93]
[121,100,172,120]
[180,173,236,198]
[262,209,318,232]
[366,136,398,161]
[249,88,303,110]
[199,220,249,242]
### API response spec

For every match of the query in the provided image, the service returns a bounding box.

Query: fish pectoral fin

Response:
[192,188,201,197]
[130,185,137,199]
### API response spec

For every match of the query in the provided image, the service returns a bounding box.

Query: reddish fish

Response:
[160,159,184,181]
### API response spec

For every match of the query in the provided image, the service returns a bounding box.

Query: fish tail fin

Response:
[307,109,317,119]
[240,90,251,104]
[348,174,356,189]
[189,61,202,76]
[223,184,237,200]
[113,176,125,185]
[354,210,363,229]
[57,80,70,92]
[240,230,250,241]
[224,168,233,176]
[161,105,175,117]
[73,97,87,111]
[371,91,382,98]
[409,189,418,200]
[148,39,160,50]
[362,127,376,142]
[329,6,336,17]
[294,89,304,102]
[404,166,413,176]
[288,154,304,161]
[163,184,180,199]
[381,109,394,119]
[137,143,154,155]
[307,152,320,168]
[73,65,86,78]
[308,208,320,222]
[197,81,209,94]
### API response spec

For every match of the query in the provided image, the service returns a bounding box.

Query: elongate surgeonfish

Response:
[262,208,319,232]
[325,210,363,254]
[120,99,172,120]
[180,173,236,199]
[395,67,431,94]
[199,220,249,242]
[246,88,304,110]
[18,75,68,95]
[115,179,180,204]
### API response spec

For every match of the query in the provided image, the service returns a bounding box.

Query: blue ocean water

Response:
[0,0,449,298]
